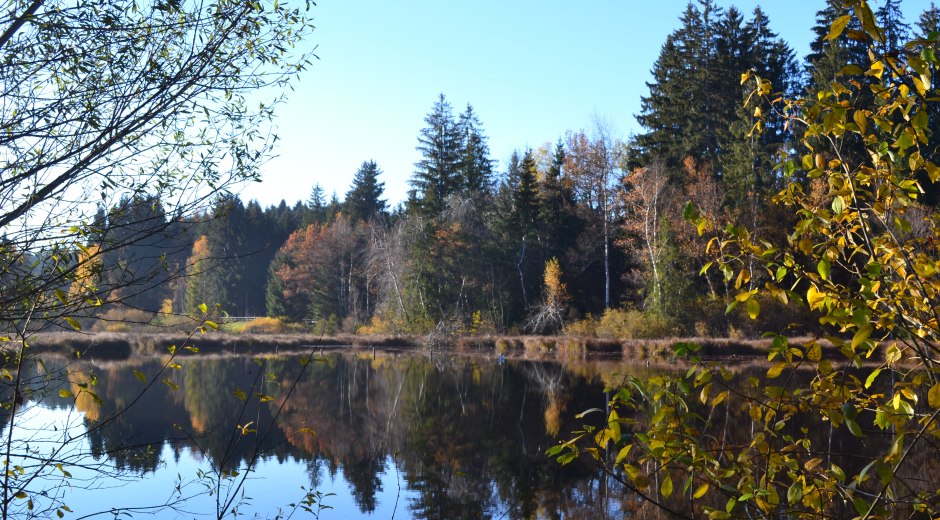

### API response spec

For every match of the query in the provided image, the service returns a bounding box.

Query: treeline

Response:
[77,1,940,337]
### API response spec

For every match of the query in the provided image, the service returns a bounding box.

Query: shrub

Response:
[564,313,598,337]
[241,317,292,334]
[91,307,156,333]
[595,308,680,339]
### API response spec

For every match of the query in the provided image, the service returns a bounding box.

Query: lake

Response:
[4,349,933,519]
[2,350,651,519]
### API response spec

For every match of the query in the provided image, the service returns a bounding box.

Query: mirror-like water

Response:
[2,351,645,519]
[6,350,932,519]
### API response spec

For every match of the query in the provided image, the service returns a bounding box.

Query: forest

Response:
[73,0,937,339]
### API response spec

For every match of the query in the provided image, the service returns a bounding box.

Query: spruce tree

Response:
[538,140,581,263]
[409,93,462,216]
[456,104,495,195]
[344,160,387,222]
[635,1,724,172]
[722,7,797,210]
[877,0,910,56]
[916,3,940,205]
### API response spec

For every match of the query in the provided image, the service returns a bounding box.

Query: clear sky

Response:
[242,1,936,209]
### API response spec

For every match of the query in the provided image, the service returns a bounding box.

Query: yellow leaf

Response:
[767,362,786,379]
[661,475,673,497]
[693,483,709,499]
[828,15,852,41]
[807,342,821,362]
[928,383,940,409]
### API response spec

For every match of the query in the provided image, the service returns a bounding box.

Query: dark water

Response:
[5,351,934,519]
[1,351,651,519]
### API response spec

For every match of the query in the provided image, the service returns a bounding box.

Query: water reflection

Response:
[13,351,920,519]
[5,351,647,518]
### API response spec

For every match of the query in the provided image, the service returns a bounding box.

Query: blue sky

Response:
[243,1,936,208]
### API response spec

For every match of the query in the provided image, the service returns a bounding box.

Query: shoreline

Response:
[2,330,849,363]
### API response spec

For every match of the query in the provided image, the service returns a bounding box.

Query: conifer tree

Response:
[636,2,719,170]
[344,160,387,222]
[456,104,496,195]
[877,0,910,56]
[538,140,581,261]
[409,94,462,216]
[915,3,940,205]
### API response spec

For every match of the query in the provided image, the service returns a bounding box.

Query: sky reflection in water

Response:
[4,352,637,519]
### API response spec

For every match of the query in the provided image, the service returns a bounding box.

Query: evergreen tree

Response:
[876,0,910,56]
[344,160,387,222]
[805,0,873,171]
[805,0,870,95]
[201,195,247,315]
[538,140,582,263]
[722,7,797,210]
[916,3,940,205]
[306,184,327,226]
[99,194,176,313]
[456,104,495,195]
[635,1,724,172]
[514,149,541,241]
[408,94,462,216]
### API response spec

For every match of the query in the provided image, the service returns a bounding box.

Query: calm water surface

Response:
[3,351,654,519]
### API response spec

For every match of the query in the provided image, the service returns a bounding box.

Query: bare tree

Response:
[0,0,314,517]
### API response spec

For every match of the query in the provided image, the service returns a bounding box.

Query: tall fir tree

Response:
[916,3,940,205]
[344,160,387,222]
[876,0,910,56]
[408,93,462,217]
[456,104,495,195]
[635,1,726,173]
[722,7,797,211]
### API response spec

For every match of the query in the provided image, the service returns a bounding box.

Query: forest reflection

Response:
[10,351,923,519]
[12,352,651,518]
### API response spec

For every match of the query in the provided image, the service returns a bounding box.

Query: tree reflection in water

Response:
[8,351,907,518]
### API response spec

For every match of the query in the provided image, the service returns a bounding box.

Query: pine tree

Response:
[344,160,387,222]
[409,93,462,216]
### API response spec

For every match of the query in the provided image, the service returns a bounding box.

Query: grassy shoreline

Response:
[3,330,842,362]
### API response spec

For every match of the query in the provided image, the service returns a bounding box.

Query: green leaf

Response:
[54,288,67,305]
[845,417,863,437]
[746,298,760,319]
[787,481,803,504]
[64,317,81,331]
[615,444,633,465]
[59,389,73,399]
[817,258,831,281]
[661,475,673,497]
[865,368,882,389]
[852,325,873,350]
[133,370,147,384]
